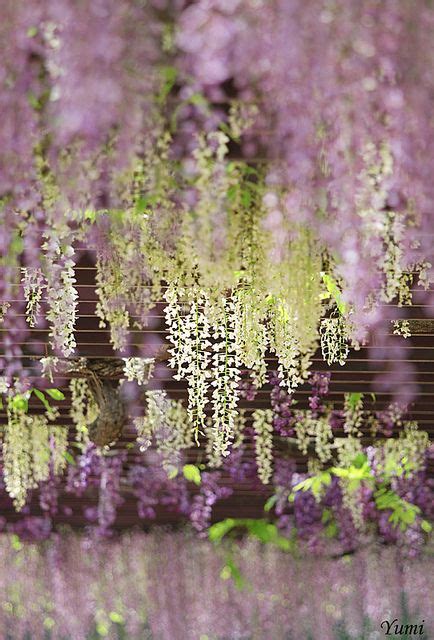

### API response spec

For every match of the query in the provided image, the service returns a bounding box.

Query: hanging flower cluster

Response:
[1,0,433,392]
[0,372,431,557]
[0,0,433,559]
[2,391,67,509]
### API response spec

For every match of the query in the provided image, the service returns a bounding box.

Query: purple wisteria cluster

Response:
[272,457,434,557]
[0,371,430,557]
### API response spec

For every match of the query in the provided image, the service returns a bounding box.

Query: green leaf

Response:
[96,621,109,637]
[63,451,76,466]
[241,188,252,208]
[135,194,159,214]
[220,557,245,590]
[182,464,201,485]
[321,471,332,486]
[292,471,332,501]
[27,91,41,110]
[311,477,324,498]
[32,389,52,412]
[189,93,209,108]
[321,273,347,314]
[264,495,278,513]
[400,508,416,525]
[325,521,339,538]
[375,488,421,531]
[246,520,274,543]
[347,392,363,410]
[45,388,65,401]
[10,234,23,258]
[321,508,332,524]
[352,453,368,469]
[245,520,292,551]
[292,478,314,493]
[109,612,124,625]
[10,394,28,413]
[84,209,97,222]
[208,518,237,543]
[347,478,362,493]
[11,534,22,552]
[70,441,85,451]
[227,184,238,202]
[421,520,432,533]
[158,65,178,102]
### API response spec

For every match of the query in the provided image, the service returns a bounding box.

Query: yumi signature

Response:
[381,618,425,636]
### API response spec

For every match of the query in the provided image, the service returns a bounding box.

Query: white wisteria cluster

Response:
[3,397,68,510]
[49,426,69,476]
[294,412,334,464]
[205,409,247,469]
[233,288,268,388]
[0,376,10,394]
[209,296,242,459]
[164,260,324,456]
[21,267,45,328]
[343,394,364,438]
[45,246,78,357]
[3,400,33,510]
[134,390,193,475]
[40,356,60,383]
[122,358,155,386]
[252,408,274,484]
[95,251,131,352]
[0,303,10,325]
[320,315,350,366]
[392,319,411,339]
[335,437,364,469]
[69,378,99,444]
[165,284,211,442]
[269,305,313,392]
[377,423,430,476]
[3,123,425,482]
[190,131,233,285]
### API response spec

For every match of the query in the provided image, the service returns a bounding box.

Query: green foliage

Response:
[9,394,28,413]
[45,388,65,401]
[347,392,363,411]
[321,508,339,538]
[330,458,372,493]
[32,389,52,413]
[208,518,238,542]
[288,451,432,536]
[62,451,76,466]
[157,65,178,104]
[421,519,432,533]
[7,388,65,414]
[209,518,295,552]
[219,555,246,590]
[290,470,332,501]
[321,272,347,315]
[30,389,65,414]
[374,486,421,531]
[182,464,202,485]
[264,494,278,512]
